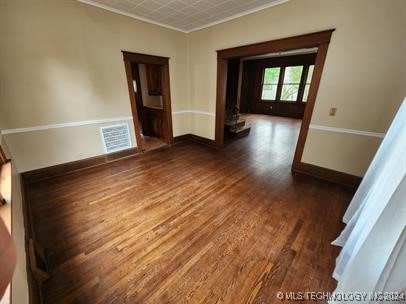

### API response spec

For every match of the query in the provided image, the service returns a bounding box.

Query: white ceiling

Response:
[78,0,289,33]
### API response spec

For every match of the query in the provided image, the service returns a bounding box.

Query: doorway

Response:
[223,50,317,144]
[215,30,334,172]
[122,52,173,151]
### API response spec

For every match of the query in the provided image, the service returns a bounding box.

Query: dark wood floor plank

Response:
[25,114,354,304]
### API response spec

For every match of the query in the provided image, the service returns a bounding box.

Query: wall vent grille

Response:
[100,123,132,153]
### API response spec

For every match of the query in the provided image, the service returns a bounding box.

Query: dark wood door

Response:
[146,64,162,95]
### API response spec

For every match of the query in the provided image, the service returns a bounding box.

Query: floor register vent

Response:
[100,123,132,153]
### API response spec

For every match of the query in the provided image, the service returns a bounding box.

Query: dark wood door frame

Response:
[215,29,335,171]
[122,51,173,150]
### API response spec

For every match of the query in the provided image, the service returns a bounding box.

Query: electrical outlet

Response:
[329,107,337,116]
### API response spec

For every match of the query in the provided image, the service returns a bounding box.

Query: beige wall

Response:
[187,0,406,176]
[302,130,382,176]
[172,112,191,138]
[5,120,136,172]
[0,0,189,172]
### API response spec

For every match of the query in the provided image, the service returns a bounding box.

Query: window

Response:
[260,64,314,103]
[261,67,280,100]
[281,66,303,101]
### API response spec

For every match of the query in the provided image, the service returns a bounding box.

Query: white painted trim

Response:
[171,110,190,115]
[76,0,289,34]
[0,114,385,139]
[172,110,215,116]
[187,0,290,33]
[1,116,133,135]
[0,111,217,135]
[309,124,385,138]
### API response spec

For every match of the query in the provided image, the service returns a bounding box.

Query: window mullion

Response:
[297,65,308,102]
[275,66,285,102]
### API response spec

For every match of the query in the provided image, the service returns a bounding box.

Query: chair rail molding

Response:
[172,110,215,116]
[1,117,134,135]
[1,116,385,139]
[1,111,215,135]
[309,124,385,138]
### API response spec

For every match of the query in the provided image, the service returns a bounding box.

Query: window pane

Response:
[281,84,300,101]
[261,84,278,100]
[306,65,314,84]
[303,84,310,102]
[263,67,280,84]
[283,66,303,84]
[302,65,315,102]
[261,67,280,100]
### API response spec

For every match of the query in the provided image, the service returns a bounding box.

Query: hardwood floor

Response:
[141,135,167,151]
[26,115,354,304]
